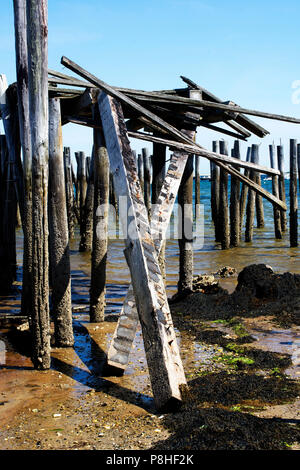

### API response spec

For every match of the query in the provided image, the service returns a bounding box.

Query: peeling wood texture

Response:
[99,92,186,410]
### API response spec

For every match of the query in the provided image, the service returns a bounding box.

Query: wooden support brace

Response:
[107,148,190,374]
[98,92,186,411]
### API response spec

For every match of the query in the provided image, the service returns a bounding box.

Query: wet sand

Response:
[0,200,300,450]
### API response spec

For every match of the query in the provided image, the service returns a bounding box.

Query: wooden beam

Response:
[60,57,286,210]
[99,92,186,410]
[180,75,269,138]
[124,91,300,126]
[107,149,190,374]
[127,131,279,176]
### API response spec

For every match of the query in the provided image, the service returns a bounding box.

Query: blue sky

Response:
[1,0,300,173]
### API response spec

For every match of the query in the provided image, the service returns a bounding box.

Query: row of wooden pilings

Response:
[209,139,298,249]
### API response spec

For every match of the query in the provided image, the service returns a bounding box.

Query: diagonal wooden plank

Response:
[127,131,280,176]
[60,57,286,210]
[107,150,189,373]
[180,75,269,138]
[99,91,186,411]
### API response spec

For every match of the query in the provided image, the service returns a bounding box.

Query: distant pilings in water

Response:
[209,139,296,249]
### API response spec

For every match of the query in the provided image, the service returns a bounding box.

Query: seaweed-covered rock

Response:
[215,266,237,278]
[235,264,275,298]
[235,264,300,301]
[193,275,220,294]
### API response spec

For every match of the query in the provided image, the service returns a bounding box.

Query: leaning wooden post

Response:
[99,93,186,410]
[211,140,220,242]
[90,116,109,322]
[26,0,50,369]
[269,144,282,239]
[230,140,241,246]
[245,145,258,242]
[219,140,230,249]
[142,147,151,221]
[13,0,32,316]
[152,140,166,280]
[277,145,287,232]
[48,98,73,347]
[255,148,265,228]
[290,139,298,247]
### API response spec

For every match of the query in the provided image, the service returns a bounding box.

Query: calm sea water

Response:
[8,178,299,317]
[69,178,300,315]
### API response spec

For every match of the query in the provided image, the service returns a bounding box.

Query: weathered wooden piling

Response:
[13,0,32,316]
[79,151,94,252]
[269,144,282,239]
[142,147,151,220]
[290,139,298,247]
[210,141,220,242]
[277,145,287,232]
[63,147,75,238]
[178,133,194,293]
[255,148,265,229]
[0,135,17,293]
[240,147,251,228]
[48,97,73,347]
[245,145,258,242]
[195,154,200,214]
[152,141,166,280]
[78,151,87,233]
[90,118,109,322]
[230,140,241,246]
[219,140,230,249]
[27,0,50,369]
[297,144,300,197]
[137,153,144,193]
[74,151,80,210]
